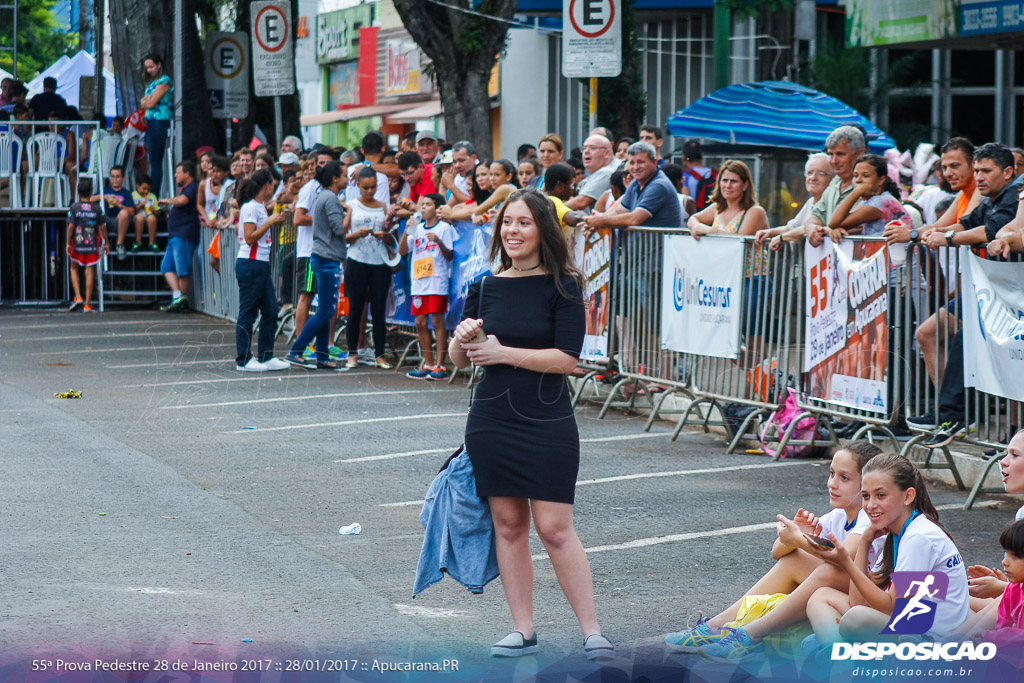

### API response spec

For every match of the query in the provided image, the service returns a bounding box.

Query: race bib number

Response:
[413,256,434,280]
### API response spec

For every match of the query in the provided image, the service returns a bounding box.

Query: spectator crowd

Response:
[9,65,1024,670]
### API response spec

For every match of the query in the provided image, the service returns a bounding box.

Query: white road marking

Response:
[379,461,820,508]
[576,460,815,486]
[3,320,214,330]
[226,412,466,434]
[108,359,228,369]
[162,388,459,410]
[30,330,227,342]
[122,371,377,387]
[337,448,453,464]
[530,500,1001,560]
[31,343,233,355]
[392,604,468,619]
[344,432,673,465]
[581,432,678,443]
[532,523,778,560]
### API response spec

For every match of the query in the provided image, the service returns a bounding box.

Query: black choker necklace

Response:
[512,262,542,272]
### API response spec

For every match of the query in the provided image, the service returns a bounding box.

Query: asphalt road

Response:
[0,309,1018,682]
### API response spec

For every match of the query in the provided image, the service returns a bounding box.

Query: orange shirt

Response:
[956,191,970,220]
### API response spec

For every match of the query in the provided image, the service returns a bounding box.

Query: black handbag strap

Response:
[477,275,486,319]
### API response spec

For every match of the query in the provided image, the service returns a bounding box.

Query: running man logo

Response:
[882,571,949,636]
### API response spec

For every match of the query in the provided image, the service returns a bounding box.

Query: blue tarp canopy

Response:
[666,81,895,154]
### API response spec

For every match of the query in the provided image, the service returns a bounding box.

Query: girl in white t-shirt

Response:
[343,166,393,369]
[667,442,882,658]
[805,454,969,645]
[958,429,1024,638]
[234,169,288,372]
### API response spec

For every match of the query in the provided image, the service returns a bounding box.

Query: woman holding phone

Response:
[449,188,613,661]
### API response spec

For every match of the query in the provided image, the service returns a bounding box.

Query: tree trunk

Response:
[435,65,494,158]
[108,0,215,158]
[393,0,517,160]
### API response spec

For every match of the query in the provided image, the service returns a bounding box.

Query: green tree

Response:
[0,0,78,79]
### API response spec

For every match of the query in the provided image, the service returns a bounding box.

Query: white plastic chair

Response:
[91,130,122,183]
[0,131,24,209]
[26,132,70,208]
[116,135,139,191]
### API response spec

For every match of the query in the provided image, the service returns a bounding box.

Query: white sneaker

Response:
[262,357,290,371]
[236,357,268,372]
[357,347,376,366]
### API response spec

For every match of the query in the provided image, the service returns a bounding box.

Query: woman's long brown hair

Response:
[488,188,583,302]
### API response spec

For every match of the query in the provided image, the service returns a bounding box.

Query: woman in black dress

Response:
[449,189,613,660]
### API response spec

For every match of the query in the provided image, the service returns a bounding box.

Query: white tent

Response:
[28,51,118,118]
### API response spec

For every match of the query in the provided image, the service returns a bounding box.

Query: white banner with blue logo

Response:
[660,235,744,359]
[962,252,1024,402]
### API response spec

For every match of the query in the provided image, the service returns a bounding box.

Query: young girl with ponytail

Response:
[804,454,969,645]
[826,154,907,240]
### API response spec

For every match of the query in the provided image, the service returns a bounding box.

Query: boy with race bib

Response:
[400,193,455,380]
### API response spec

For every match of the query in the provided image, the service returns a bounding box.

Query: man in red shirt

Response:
[398,151,438,201]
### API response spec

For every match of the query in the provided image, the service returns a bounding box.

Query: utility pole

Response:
[94,0,105,120]
[713,0,730,90]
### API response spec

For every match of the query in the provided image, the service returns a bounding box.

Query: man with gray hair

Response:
[806,125,867,246]
[281,135,304,155]
[442,140,477,205]
[567,134,619,213]
[582,141,681,229]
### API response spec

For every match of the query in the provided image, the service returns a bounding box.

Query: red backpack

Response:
[685,167,717,211]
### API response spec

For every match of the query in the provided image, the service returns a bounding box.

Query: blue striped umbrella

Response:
[666,81,896,154]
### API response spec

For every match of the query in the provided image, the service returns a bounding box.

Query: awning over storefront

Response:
[385,99,442,125]
[300,102,423,127]
[666,81,896,153]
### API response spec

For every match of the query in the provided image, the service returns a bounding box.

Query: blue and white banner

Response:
[660,235,744,359]
[387,220,494,329]
[963,252,1024,401]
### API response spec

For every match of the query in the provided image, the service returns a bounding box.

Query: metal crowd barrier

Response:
[895,245,1024,507]
[680,233,808,452]
[595,225,1022,509]
[596,227,693,421]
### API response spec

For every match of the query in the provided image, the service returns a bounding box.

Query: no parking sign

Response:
[562,0,622,78]
[250,0,295,97]
[205,31,249,118]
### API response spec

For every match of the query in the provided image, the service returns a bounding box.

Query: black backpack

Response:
[686,167,718,211]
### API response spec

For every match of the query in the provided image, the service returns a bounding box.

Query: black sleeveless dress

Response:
[462,274,585,504]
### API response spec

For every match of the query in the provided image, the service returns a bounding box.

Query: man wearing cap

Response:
[29,77,68,121]
[416,130,442,165]
[275,151,301,201]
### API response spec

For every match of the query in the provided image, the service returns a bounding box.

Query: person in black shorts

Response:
[449,188,613,661]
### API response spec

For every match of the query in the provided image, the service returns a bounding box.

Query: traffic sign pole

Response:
[589,77,597,132]
[274,96,283,156]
